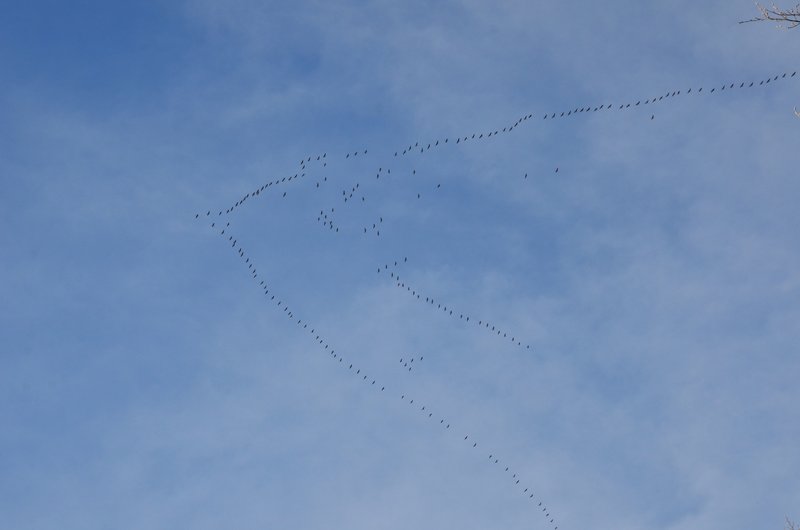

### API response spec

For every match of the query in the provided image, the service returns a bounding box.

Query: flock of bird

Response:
[377,261,536,352]
[195,69,795,221]
[321,166,448,238]
[317,208,340,233]
[387,70,798,162]
[196,69,798,528]
[399,356,423,372]
[207,218,559,529]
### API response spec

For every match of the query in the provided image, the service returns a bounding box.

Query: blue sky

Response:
[2,1,799,529]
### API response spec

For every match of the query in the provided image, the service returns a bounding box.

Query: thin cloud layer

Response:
[1,1,798,530]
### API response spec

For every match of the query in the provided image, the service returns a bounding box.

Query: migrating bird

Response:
[795,106,800,118]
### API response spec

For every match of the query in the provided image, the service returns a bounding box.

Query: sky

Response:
[1,1,799,529]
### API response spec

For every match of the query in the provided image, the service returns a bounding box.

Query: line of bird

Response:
[377,261,535,353]
[300,152,328,167]
[540,70,798,118]
[196,147,370,221]
[196,69,796,222]
[390,70,798,160]
[195,155,333,220]
[193,68,797,527]
[195,170,308,220]
[209,220,559,529]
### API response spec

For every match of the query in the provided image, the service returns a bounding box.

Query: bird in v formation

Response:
[194,69,798,528]
[205,218,561,528]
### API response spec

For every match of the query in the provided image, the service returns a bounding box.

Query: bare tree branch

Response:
[786,516,798,530]
[740,2,800,28]
[740,5,800,116]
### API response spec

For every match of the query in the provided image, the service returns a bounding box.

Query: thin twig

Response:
[740,2,800,28]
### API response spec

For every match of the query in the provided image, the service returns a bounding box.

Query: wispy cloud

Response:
[1,1,798,529]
